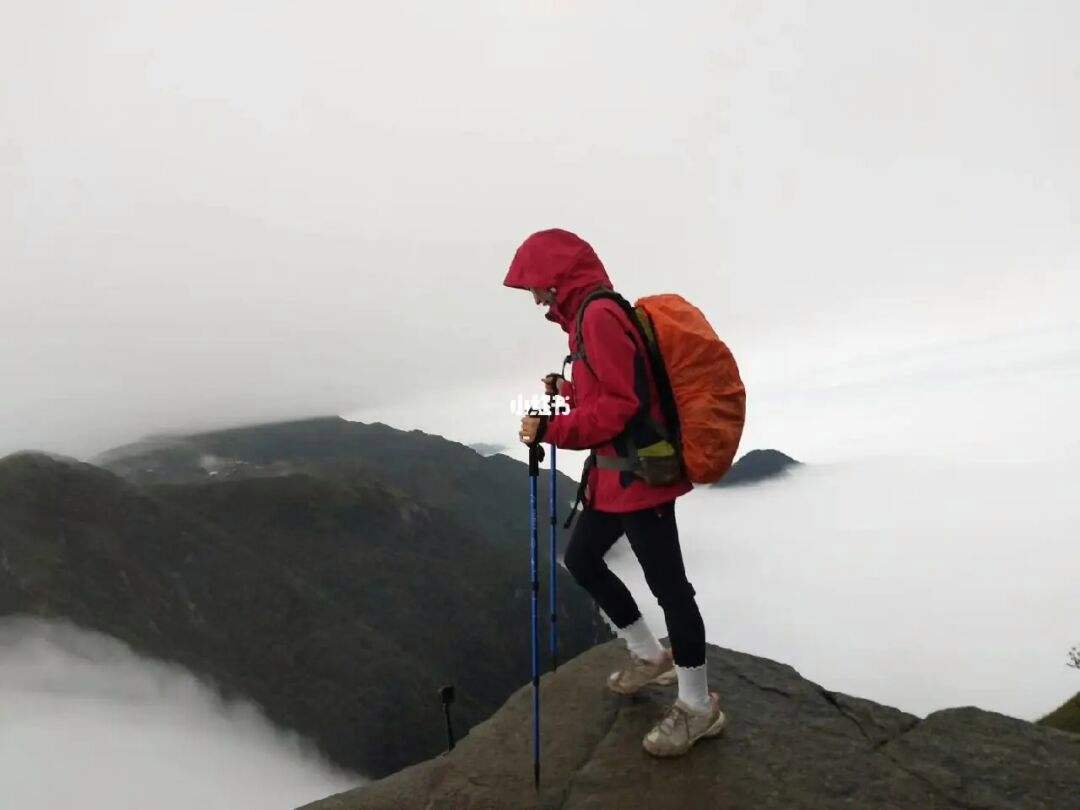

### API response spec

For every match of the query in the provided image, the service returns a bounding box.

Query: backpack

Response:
[566,290,746,486]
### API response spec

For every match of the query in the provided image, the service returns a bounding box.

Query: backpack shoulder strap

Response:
[563,289,631,376]
[573,289,628,345]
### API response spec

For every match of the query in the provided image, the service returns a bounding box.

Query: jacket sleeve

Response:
[543,305,640,450]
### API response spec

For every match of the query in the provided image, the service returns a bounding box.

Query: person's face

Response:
[530,287,556,307]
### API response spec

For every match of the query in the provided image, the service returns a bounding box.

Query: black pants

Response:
[564,499,706,668]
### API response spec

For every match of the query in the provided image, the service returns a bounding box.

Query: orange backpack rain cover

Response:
[636,294,746,484]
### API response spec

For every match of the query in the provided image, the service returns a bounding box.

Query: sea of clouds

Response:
[606,455,1079,721]
[0,618,361,809]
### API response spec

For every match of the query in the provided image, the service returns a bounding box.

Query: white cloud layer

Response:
[605,456,1079,721]
[0,618,360,810]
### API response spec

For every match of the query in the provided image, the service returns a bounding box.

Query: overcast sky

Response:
[2,2,1078,462]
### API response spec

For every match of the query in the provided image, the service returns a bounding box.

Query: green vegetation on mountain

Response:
[1039,691,1080,734]
[96,416,581,551]
[0,418,608,778]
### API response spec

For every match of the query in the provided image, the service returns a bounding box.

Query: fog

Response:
[0,618,361,809]
[349,318,1080,476]
[604,455,1079,721]
[3,2,1078,459]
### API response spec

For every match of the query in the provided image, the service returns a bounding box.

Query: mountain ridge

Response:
[0,426,607,778]
[94,416,583,552]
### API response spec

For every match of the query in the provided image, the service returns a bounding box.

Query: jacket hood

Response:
[503,229,613,337]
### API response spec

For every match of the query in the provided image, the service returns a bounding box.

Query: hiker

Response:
[505,228,726,757]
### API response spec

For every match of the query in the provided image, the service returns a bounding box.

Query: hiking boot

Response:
[642,692,726,757]
[607,648,677,696]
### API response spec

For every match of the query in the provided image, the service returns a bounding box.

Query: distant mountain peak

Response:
[2,449,84,467]
[468,442,508,457]
[711,449,801,488]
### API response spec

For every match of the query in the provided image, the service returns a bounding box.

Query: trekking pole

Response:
[548,394,558,672]
[527,422,543,792]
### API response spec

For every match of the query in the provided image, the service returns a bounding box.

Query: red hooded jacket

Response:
[504,229,693,513]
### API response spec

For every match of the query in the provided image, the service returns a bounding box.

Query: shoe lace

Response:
[629,651,667,670]
[658,702,690,736]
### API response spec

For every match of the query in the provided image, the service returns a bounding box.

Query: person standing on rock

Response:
[506,228,726,757]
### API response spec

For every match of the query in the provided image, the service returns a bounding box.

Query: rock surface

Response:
[303,640,1080,809]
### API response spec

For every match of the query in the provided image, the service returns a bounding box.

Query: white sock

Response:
[676,663,711,714]
[618,616,665,663]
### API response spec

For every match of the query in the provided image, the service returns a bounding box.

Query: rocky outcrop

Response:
[304,640,1080,809]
